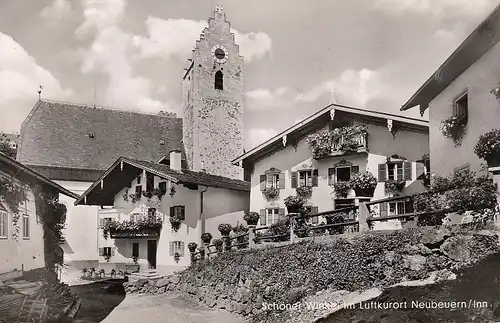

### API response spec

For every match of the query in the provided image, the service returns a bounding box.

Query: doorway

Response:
[147,240,157,269]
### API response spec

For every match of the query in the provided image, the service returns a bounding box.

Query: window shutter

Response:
[260,209,266,226]
[180,206,186,221]
[351,166,359,174]
[99,248,104,256]
[180,242,185,257]
[260,175,266,191]
[111,248,115,256]
[170,206,174,217]
[129,214,134,222]
[169,242,174,256]
[380,203,388,218]
[416,162,425,179]
[404,162,412,181]
[328,168,335,186]
[279,173,285,189]
[378,164,386,182]
[291,172,298,188]
[100,218,105,227]
[279,208,285,218]
[397,164,404,181]
[404,201,414,214]
[311,169,319,187]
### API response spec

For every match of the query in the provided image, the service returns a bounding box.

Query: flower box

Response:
[284,196,305,214]
[105,217,163,238]
[350,171,377,197]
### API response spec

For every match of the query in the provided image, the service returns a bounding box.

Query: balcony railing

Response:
[332,133,367,153]
[307,125,369,159]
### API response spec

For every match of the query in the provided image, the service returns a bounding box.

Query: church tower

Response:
[182,5,244,180]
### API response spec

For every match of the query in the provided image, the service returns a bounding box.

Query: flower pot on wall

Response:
[353,187,375,197]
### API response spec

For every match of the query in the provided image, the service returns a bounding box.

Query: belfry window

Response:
[215,70,223,90]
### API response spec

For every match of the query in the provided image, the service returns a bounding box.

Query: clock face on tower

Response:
[211,45,229,64]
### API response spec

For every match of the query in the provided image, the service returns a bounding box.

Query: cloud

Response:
[0,33,73,132]
[246,68,392,111]
[40,0,73,20]
[133,17,272,63]
[371,0,498,19]
[76,0,126,37]
[247,128,278,149]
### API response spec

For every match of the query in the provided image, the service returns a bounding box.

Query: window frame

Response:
[266,208,280,225]
[171,241,185,257]
[0,211,7,239]
[22,213,30,239]
[335,166,352,182]
[298,170,313,187]
[453,91,468,118]
[172,206,185,221]
[266,173,280,189]
[103,247,112,256]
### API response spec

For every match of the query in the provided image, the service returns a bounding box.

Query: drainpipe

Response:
[200,186,208,243]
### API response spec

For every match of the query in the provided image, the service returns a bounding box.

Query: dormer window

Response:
[88,133,95,139]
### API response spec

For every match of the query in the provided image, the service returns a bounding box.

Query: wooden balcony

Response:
[106,217,163,239]
[110,227,161,239]
[315,133,368,159]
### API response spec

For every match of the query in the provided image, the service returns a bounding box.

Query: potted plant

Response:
[284,196,305,214]
[244,211,260,226]
[218,223,232,236]
[262,187,280,200]
[213,239,223,253]
[333,180,351,198]
[474,129,500,167]
[384,179,406,196]
[306,130,333,159]
[439,115,467,146]
[350,171,377,197]
[187,242,198,253]
[296,185,313,198]
[201,232,213,244]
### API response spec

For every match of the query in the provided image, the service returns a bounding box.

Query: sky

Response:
[0,0,498,151]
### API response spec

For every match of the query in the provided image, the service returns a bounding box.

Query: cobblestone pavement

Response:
[100,292,244,323]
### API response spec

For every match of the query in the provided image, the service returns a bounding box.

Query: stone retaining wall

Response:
[124,227,500,318]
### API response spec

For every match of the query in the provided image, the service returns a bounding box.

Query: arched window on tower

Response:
[215,70,223,90]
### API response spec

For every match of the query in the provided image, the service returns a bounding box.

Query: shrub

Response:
[232,223,249,249]
[243,211,260,226]
[333,180,351,198]
[213,239,223,252]
[268,218,291,242]
[474,129,500,164]
[326,214,346,235]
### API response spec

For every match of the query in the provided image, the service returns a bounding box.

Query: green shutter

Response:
[279,173,285,189]
[260,175,266,191]
[328,168,335,186]
[291,172,298,188]
[260,209,266,226]
[311,169,319,187]
[378,164,386,182]
[404,162,412,180]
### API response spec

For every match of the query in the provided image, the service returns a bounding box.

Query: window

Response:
[299,170,312,187]
[303,206,319,224]
[22,214,29,239]
[0,211,7,238]
[215,70,223,90]
[388,201,414,219]
[135,185,142,195]
[146,173,154,192]
[170,206,185,221]
[453,92,468,118]
[169,241,185,257]
[147,208,156,218]
[266,208,281,225]
[378,162,412,182]
[132,243,139,258]
[267,173,280,189]
[158,182,167,193]
[260,170,284,191]
[137,176,141,184]
[102,247,112,256]
[129,213,142,222]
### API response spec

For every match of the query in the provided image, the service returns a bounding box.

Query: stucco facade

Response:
[0,177,45,274]
[428,39,500,177]
[96,173,248,274]
[247,117,429,230]
[182,8,244,180]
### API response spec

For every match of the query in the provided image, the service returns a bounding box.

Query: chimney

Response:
[169,150,182,171]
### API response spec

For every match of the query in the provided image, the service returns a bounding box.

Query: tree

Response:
[0,141,16,159]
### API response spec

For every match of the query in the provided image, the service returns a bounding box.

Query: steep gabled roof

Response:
[74,157,250,206]
[0,152,79,199]
[232,103,429,165]
[401,3,500,111]
[17,100,184,170]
